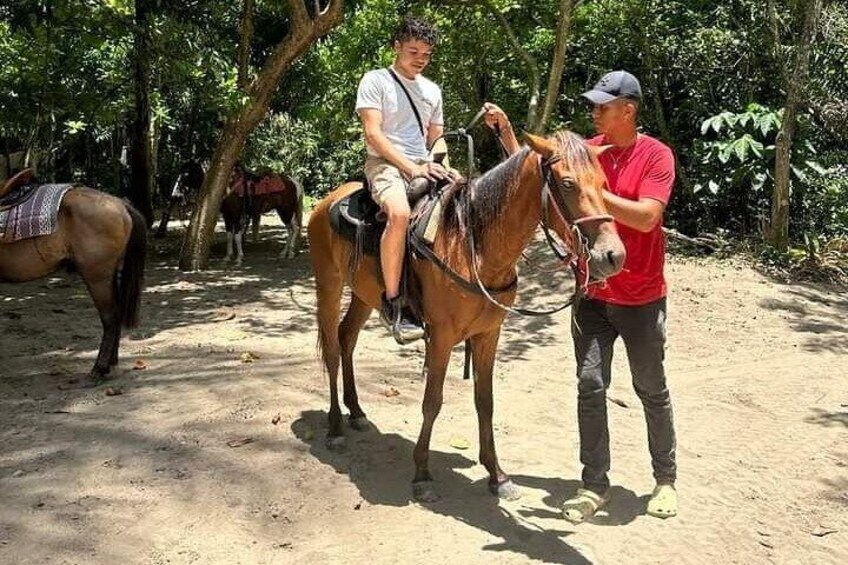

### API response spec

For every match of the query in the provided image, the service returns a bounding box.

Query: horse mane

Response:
[441,129,598,252]
[442,147,531,249]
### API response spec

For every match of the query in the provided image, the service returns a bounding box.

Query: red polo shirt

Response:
[586,134,675,305]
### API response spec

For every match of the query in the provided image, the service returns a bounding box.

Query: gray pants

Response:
[572,297,677,494]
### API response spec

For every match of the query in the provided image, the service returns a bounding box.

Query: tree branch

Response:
[536,0,576,132]
[475,0,541,130]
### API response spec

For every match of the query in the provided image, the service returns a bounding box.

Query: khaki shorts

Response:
[364,156,428,208]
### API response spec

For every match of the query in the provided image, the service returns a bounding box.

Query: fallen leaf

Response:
[104,387,123,397]
[382,386,400,397]
[608,396,629,408]
[133,359,148,370]
[240,352,258,363]
[227,437,254,448]
[271,413,282,425]
[811,527,838,538]
[449,435,471,450]
[211,309,236,323]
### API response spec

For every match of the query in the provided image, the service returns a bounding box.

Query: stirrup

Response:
[380,294,424,345]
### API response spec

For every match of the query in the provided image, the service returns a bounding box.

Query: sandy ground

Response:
[1,216,846,565]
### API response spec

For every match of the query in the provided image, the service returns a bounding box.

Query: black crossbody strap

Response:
[388,67,426,137]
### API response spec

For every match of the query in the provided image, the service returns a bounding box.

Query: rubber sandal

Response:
[561,488,610,524]
[646,484,677,518]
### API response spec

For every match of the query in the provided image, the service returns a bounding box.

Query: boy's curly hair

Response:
[391,16,438,46]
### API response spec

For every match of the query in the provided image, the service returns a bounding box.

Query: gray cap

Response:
[581,70,642,104]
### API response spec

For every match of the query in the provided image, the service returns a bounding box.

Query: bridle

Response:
[462,151,613,316]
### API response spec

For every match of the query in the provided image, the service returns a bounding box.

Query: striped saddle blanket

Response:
[0,183,74,243]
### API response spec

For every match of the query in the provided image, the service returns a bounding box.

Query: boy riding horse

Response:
[355,16,457,344]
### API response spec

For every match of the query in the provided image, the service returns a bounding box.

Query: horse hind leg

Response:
[81,272,121,380]
[339,294,373,430]
[234,228,245,266]
[252,214,261,244]
[316,272,346,449]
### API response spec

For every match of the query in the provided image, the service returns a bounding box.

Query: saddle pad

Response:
[0,183,74,243]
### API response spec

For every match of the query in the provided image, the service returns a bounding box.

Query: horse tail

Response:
[118,202,148,329]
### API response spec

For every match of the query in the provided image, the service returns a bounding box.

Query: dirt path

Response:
[1,222,846,565]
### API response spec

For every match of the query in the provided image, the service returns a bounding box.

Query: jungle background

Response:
[1,0,846,275]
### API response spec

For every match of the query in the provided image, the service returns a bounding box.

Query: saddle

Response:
[329,176,455,269]
[0,169,40,210]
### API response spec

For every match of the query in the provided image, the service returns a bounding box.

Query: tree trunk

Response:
[535,0,576,132]
[770,0,824,251]
[237,0,255,89]
[179,0,344,271]
[129,0,155,226]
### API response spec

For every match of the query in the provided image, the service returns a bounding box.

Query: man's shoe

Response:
[380,294,424,345]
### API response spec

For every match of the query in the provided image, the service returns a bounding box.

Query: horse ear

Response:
[523,132,557,158]
[588,144,614,158]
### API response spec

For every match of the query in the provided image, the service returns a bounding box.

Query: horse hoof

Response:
[488,479,521,501]
[326,435,346,451]
[348,416,370,431]
[413,481,440,503]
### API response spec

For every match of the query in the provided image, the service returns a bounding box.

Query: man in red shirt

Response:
[482,72,677,521]
[560,70,678,523]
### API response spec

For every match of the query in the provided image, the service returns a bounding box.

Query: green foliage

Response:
[0,0,845,243]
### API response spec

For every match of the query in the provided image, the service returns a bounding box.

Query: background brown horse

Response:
[308,132,625,503]
[221,165,303,265]
[154,159,206,238]
[0,187,147,380]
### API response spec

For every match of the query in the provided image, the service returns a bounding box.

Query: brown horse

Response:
[221,165,303,265]
[0,181,147,380]
[308,132,626,502]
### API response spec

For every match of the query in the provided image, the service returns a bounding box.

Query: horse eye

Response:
[559,175,577,191]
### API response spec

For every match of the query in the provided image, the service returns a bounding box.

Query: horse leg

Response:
[339,295,373,429]
[316,273,346,449]
[278,207,299,259]
[252,213,261,244]
[81,272,121,380]
[225,230,234,262]
[412,331,452,502]
[471,330,521,500]
[154,198,176,238]
[235,228,244,266]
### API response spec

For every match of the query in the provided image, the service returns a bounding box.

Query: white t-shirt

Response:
[355,67,444,160]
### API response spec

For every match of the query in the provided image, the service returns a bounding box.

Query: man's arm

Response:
[482,102,521,155]
[603,194,665,233]
[360,109,448,182]
[360,108,417,176]
[426,122,444,149]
